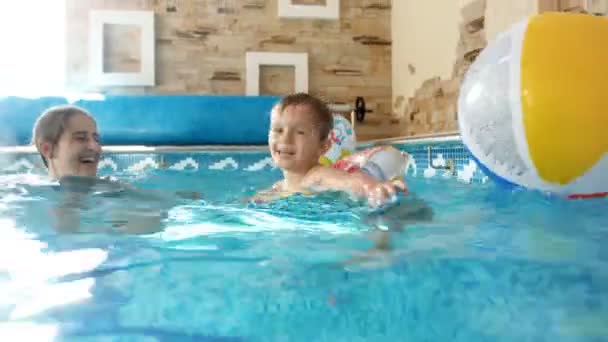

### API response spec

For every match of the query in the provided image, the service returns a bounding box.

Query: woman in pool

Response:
[33,105,102,180]
[31,105,185,234]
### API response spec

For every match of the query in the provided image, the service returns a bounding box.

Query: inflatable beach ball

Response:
[458,12,608,199]
[320,114,356,165]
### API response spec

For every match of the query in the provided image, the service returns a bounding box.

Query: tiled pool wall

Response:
[0,139,489,184]
[397,140,489,184]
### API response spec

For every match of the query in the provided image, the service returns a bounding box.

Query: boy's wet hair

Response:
[274,93,334,140]
[31,105,95,168]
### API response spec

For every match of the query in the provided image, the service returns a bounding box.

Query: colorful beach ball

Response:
[320,114,356,165]
[458,12,608,199]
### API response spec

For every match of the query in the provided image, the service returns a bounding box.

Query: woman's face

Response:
[42,114,101,179]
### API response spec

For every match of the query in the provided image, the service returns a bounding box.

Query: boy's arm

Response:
[242,181,285,203]
[303,166,374,194]
[303,166,407,207]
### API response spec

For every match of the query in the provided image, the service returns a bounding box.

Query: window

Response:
[0,1,66,97]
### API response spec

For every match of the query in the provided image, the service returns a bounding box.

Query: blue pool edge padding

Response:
[0,94,282,146]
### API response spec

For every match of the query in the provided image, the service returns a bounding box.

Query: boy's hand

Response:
[363,179,408,208]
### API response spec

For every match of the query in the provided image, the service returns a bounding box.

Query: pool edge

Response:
[0,133,461,154]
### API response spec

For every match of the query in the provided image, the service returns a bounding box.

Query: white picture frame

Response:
[89,10,155,86]
[245,52,308,96]
[277,0,340,20]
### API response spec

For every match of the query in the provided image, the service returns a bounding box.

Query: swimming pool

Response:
[0,140,607,341]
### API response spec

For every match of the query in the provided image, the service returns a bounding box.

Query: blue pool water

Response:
[0,153,607,342]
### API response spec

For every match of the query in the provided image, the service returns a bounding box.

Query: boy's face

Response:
[269,104,330,173]
[40,114,101,179]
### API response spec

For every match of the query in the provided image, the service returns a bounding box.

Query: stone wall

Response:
[399,0,487,136]
[539,0,608,13]
[392,0,606,138]
[65,0,392,140]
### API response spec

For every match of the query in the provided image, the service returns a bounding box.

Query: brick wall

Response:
[66,0,393,140]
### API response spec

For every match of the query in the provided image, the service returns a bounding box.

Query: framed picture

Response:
[245,52,308,95]
[89,10,155,86]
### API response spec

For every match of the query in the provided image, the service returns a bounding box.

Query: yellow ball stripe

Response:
[521,13,608,184]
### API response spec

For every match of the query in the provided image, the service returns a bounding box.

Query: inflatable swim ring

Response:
[333,145,410,182]
[320,114,356,166]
